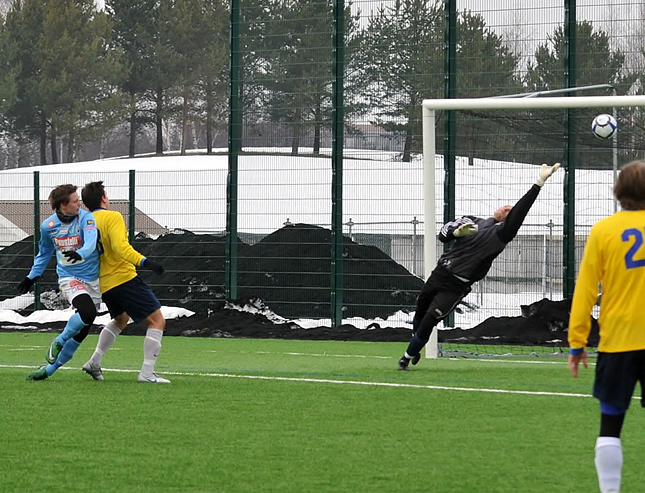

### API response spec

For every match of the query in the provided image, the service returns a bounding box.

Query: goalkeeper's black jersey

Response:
[436,184,541,282]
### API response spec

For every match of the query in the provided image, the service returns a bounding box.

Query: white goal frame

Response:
[422,94,645,358]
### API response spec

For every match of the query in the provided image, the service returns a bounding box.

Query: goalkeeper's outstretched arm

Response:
[498,163,560,243]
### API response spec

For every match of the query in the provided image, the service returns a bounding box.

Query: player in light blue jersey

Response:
[17,184,101,381]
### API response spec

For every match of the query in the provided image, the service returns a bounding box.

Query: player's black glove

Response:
[143,258,165,275]
[63,250,83,263]
[17,276,40,294]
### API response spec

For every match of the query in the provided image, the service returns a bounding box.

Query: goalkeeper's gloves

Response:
[536,162,561,187]
[453,221,479,238]
[63,250,83,263]
[17,276,40,294]
[143,258,165,275]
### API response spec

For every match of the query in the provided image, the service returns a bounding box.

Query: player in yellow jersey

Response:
[80,181,170,383]
[569,160,645,493]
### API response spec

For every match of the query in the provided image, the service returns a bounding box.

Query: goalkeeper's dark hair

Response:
[614,160,645,210]
[48,184,77,210]
[81,181,105,211]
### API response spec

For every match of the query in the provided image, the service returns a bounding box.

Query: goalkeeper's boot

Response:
[27,365,49,381]
[398,353,421,371]
[46,338,63,364]
[82,360,104,381]
[398,356,409,370]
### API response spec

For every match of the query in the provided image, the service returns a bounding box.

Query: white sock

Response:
[90,321,121,365]
[595,436,622,493]
[141,328,163,376]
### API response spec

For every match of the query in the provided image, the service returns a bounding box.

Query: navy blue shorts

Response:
[593,350,645,411]
[102,276,161,324]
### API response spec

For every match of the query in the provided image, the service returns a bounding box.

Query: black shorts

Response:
[102,276,161,324]
[593,350,645,411]
[416,264,472,319]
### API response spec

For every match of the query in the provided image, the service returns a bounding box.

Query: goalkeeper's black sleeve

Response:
[497,184,541,244]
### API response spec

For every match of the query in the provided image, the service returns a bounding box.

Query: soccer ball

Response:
[591,114,617,140]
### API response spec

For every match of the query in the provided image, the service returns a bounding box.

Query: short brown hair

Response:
[614,160,645,210]
[81,181,105,211]
[48,184,77,210]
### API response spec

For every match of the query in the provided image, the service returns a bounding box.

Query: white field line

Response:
[1,344,587,365]
[0,363,596,399]
[210,350,590,365]
[213,350,391,360]
[475,358,596,367]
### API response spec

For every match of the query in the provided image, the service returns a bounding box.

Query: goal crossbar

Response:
[422,94,645,111]
[422,95,645,358]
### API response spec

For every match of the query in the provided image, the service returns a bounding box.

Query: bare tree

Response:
[500,8,536,74]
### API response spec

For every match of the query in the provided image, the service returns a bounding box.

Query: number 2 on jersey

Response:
[622,228,645,269]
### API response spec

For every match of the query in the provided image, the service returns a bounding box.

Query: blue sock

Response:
[55,313,86,345]
[45,339,81,376]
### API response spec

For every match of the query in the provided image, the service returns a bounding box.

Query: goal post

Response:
[421,94,645,359]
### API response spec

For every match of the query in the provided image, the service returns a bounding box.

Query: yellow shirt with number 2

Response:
[569,210,645,352]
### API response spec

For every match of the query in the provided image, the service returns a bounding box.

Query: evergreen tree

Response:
[106,0,160,158]
[37,0,125,162]
[260,0,361,156]
[1,0,49,164]
[523,21,638,168]
[150,0,188,154]
[0,12,18,138]
[196,0,228,154]
[454,10,521,163]
[159,0,218,155]
[2,0,124,164]
[237,0,274,146]
[525,20,628,93]
[457,11,520,97]
[358,0,443,162]
[359,2,520,162]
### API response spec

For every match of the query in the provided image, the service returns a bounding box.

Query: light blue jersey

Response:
[28,209,99,282]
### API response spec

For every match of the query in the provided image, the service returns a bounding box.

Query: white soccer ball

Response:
[591,114,617,140]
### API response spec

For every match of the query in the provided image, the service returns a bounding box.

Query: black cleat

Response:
[398,356,410,371]
[398,353,421,370]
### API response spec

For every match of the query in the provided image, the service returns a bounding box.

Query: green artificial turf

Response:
[1,332,643,492]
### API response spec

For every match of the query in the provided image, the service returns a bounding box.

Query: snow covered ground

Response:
[1,148,616,243]
[0,290,578,332]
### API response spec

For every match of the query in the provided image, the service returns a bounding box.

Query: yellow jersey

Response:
[92,209,145,293]
[569,210,645,352]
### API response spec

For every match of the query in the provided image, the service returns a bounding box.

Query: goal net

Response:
[421,94,645,358]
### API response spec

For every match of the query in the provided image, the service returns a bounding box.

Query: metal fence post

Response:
[330,0,345,327]
[33,171,41,310]
[128,170,136,242]
[226,0,241,300]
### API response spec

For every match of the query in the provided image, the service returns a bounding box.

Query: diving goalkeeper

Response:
[398,162,561,370]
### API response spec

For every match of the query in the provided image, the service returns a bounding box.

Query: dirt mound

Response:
[0,226,594,346]
[2,224,423,320]
[440,298,599,347]
[236,224,422,319]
